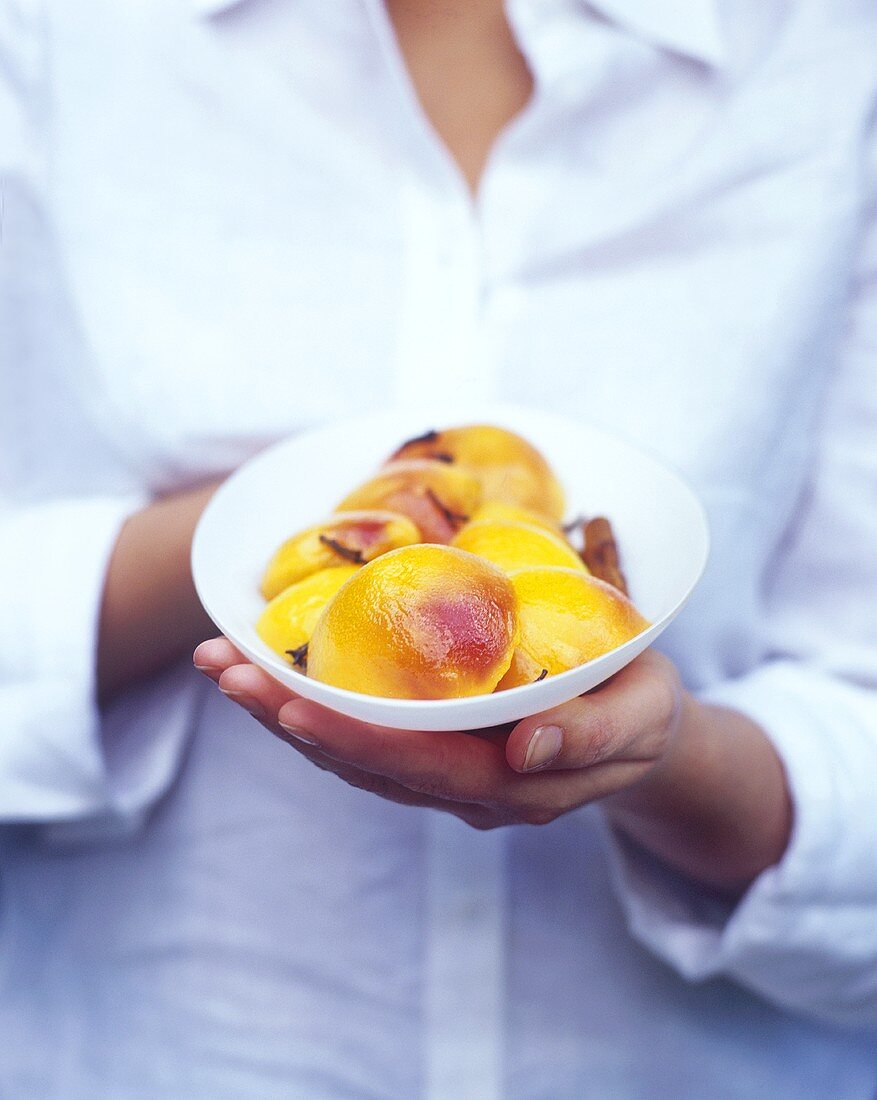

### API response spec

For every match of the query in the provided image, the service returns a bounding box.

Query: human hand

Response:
[193,637,683,830]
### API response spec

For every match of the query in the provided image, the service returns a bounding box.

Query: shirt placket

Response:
[394,181,495,416]
[360,4,507,1096]
[362,0,499,420]
[423,814,506,1100]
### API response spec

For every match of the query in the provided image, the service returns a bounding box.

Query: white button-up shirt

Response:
[2,0,877,1096]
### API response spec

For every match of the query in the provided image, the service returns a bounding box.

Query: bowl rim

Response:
[192,409,711,722]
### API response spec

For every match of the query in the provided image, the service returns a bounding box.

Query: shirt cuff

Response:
[603,661,877,1027]
[0,494,195,832]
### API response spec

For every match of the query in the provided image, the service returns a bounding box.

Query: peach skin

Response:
[497,566,649,689]
[307,544,519,699]
[261,511,420,601]
[336,460,481,544]
[256,565,359,660]
[468,500,561,532]
[389,424,565,522]
[451,519,587,576]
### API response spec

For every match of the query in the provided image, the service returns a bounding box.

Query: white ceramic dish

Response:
[192,407,709,731]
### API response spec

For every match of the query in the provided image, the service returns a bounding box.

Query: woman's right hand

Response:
[97,481,221,701]
[194,636,791,897]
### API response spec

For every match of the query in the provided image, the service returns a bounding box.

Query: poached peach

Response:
[336,460,481,544]
[390,424,565,522]
[257,565,360,661]
[497,566,649,689]
[451,519,587,576]
[468,500,561,532]
[307,544,519,699]
[261,510,420,600]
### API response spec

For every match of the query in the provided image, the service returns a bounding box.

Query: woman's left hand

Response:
[194,637,680,828]
[194,637,791,896]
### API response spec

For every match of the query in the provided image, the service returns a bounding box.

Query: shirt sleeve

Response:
[0,2,198,834]
[604,169,877,1029]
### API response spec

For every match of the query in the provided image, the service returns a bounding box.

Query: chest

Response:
[384,0,534,194]
[43,1,872,496]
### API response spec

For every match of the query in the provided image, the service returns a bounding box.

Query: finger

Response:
[278,705,625,826]
[211,668,471,813]
[205,659,507,814]
[468,723,515,746]
[216,662,301,726]
[200,657,506,826]
[275,698,517,805]
[274,695,656,817]
[293,744,495,825]
[506,650,681,773]
[194,636,247,681]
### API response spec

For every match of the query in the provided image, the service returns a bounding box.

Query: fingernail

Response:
[194,663,219,676]
[278,722,319,747]
[193,642,221,666]
[219,688,266,722]
[522,724,563,772]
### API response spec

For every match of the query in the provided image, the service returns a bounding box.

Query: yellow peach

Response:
[256,565,360,663]
[337,460,481,544]
[469,501,562,532]
[451,520,587,576]
[496,567,649,689]
[390,424,565,522]
[260,511,420,601]
[307,545,519,699]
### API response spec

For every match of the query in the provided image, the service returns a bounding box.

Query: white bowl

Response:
[192,407,709,731]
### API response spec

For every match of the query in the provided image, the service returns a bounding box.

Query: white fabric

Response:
[2,0,877,1095]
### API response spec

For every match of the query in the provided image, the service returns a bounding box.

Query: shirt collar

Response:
[192,0,726,69]
[192,0,248,15]
[583,0,725,67]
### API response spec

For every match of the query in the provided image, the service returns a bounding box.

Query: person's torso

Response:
[3,0,877,1095]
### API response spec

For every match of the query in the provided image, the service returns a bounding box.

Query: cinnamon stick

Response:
[582,517,629,596]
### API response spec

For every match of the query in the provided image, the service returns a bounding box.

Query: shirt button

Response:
[458,897,485,923]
